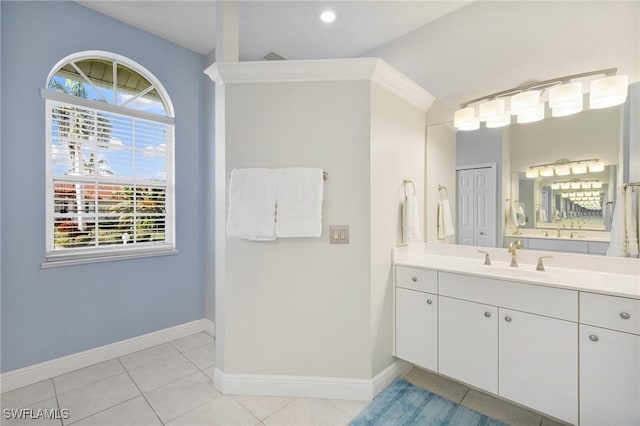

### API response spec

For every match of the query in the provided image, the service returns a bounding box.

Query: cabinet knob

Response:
[426,299,433,305]
[505,316,512,323]
[620,312,631,320]
[589,334,599,342]
[484,311,491,318]
[411,276,418,282]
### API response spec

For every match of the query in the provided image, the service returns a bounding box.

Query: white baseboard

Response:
[213,358,412,401]
[0,318,215,393]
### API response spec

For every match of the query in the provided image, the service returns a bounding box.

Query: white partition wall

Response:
[205,58,433,399]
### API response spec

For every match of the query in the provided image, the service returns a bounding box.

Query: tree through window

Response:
[43,52,175,262]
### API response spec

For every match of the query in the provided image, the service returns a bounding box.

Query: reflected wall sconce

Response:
[454,68,628,131]
[525,159,605,178]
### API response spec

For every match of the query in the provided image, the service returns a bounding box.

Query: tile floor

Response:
[1,332,569,426]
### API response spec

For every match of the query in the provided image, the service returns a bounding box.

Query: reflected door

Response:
[457,166,496,247]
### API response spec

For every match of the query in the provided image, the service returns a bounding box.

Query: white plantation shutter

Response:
[45,99,174,259]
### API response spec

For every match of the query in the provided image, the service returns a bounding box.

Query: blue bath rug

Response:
[350,377,508,426]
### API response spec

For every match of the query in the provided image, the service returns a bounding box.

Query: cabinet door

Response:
[499,309,578,425]
[580,325,640,426]
[395,288,438,371]
[439,296,498,393]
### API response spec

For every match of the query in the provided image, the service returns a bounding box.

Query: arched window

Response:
[43,51,175,264]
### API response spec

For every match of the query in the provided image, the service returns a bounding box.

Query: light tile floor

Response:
[1,332,570,426]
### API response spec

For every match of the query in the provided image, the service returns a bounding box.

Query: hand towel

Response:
[227,168,278,240]
[437,201,444,240]
[625,186,639,257]
[603,202,613,231]
[516,205,526,226]
[505,204,517,229]
[275,168,323,238]
[441,199,455,237]
[403,195,422,244]
[607,187,627,257]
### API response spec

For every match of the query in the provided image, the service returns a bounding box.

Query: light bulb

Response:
[549,82,583,117]
[590,75,628,109]
[454,107,480,131]
[479,99,505,121]
[517,103,545,124]
[511,91,540,115]
[526,168,539,178]
[589,162,605,172]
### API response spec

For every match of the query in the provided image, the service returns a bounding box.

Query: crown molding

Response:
[204,58,435,111]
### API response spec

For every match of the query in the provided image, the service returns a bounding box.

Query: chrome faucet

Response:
[508,240,524,267]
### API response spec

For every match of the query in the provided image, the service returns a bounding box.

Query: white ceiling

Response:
[77,1,469,59]
[77,1,639,111]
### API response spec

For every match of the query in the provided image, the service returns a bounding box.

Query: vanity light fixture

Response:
[454,68,627,131]
[570,182,582,189]
[525,158,604,178]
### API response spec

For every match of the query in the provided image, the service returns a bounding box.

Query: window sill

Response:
[41,248,179,268]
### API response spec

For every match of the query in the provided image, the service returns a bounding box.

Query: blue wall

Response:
[1,1,207,372]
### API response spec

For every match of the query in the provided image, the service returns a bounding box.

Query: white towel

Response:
[403,195,422,244]
[516,205,526,226]
[607,187,627,257]
[227,168,278,240]
[275,168,323,238]
[505,204,517,229]
[603,202,613,231]
[441,199,455,237]
[625,186,639,257]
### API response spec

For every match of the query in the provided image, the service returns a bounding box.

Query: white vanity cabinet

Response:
[394,267,438,371]
[439,296,498,393]
[499,309,578,425]
[579,293,640,426]
[395,287,438,371]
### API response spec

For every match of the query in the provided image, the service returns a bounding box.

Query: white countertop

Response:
[394,243,640,299]
[507,230,611,243]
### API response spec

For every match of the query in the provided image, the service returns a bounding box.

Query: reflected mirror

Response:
[514,165,617,232]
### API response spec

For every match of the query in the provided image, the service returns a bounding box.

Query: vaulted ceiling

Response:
[77,1,639,110]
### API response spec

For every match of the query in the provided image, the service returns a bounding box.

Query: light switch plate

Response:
[329,225,349,244]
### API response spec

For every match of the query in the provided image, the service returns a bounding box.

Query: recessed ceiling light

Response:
[320,10,337,24]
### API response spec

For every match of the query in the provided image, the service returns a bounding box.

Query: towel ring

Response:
[437,185,448,201]
[403,179,416,197]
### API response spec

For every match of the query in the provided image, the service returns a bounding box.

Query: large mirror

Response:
[451,97,626,254]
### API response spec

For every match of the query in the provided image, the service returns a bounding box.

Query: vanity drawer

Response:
[580,292,640,335]
[527,238,588,253]
[395,266,437,293]
[439,272,578,321]
[588,241,609,255]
